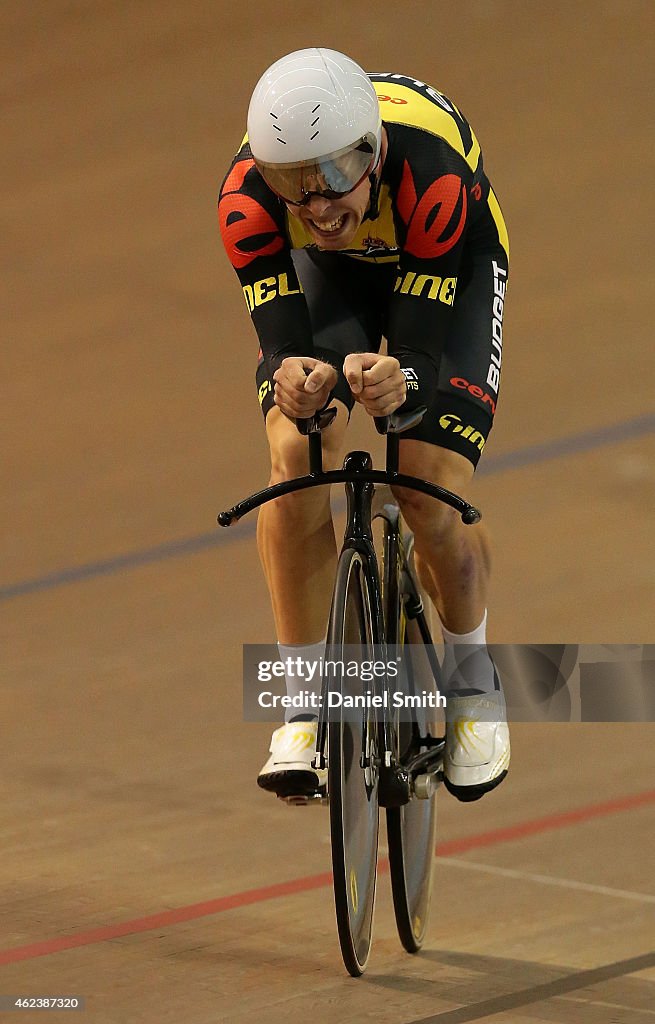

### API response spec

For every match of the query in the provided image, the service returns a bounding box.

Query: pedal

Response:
[281,789,327,807]
[413,773,439,800]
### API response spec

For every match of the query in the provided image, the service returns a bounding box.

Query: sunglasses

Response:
[255,136,377,206]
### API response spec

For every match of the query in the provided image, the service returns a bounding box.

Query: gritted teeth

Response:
[311,215,345,233]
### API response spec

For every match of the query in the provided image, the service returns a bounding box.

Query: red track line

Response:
[1,788,654,967]
[435,787,655,855]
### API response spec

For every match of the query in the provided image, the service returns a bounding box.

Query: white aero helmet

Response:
[247,48,382,205]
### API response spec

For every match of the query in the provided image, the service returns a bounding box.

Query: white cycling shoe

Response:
[444,693,510,802]
[257,721,327,801]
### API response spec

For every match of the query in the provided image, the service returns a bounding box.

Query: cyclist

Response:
[219,48,510,802]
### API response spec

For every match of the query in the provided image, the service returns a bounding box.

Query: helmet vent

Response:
[310,103,320,140]
[248,51,381,164]
[269,111,286,144]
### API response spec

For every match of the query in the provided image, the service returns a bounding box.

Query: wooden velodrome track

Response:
[2,2,654,1021]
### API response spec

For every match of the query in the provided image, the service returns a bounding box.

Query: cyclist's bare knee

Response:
[392,441,474,544]
[396,490,460,545]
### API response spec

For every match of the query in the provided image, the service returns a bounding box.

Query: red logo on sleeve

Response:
[396,161,467,259]
[219,159,284,269]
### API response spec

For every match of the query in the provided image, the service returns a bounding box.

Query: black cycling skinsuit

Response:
[218,72,509,467]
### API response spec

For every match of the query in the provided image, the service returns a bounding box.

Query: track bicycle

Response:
[218,406,481,975]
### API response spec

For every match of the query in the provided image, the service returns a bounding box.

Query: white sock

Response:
[277,638,326,723]
[441,611,500,696]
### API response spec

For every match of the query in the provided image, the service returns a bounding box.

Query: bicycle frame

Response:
[218,405,484,972]
[218,406,481,801]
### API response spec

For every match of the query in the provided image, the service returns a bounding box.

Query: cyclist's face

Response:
[284,176,372,250]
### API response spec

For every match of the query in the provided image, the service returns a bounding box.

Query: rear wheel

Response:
[328,548,380,976]
[382,520,439,954]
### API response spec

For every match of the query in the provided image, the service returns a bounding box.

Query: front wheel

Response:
[328,548,380,976]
